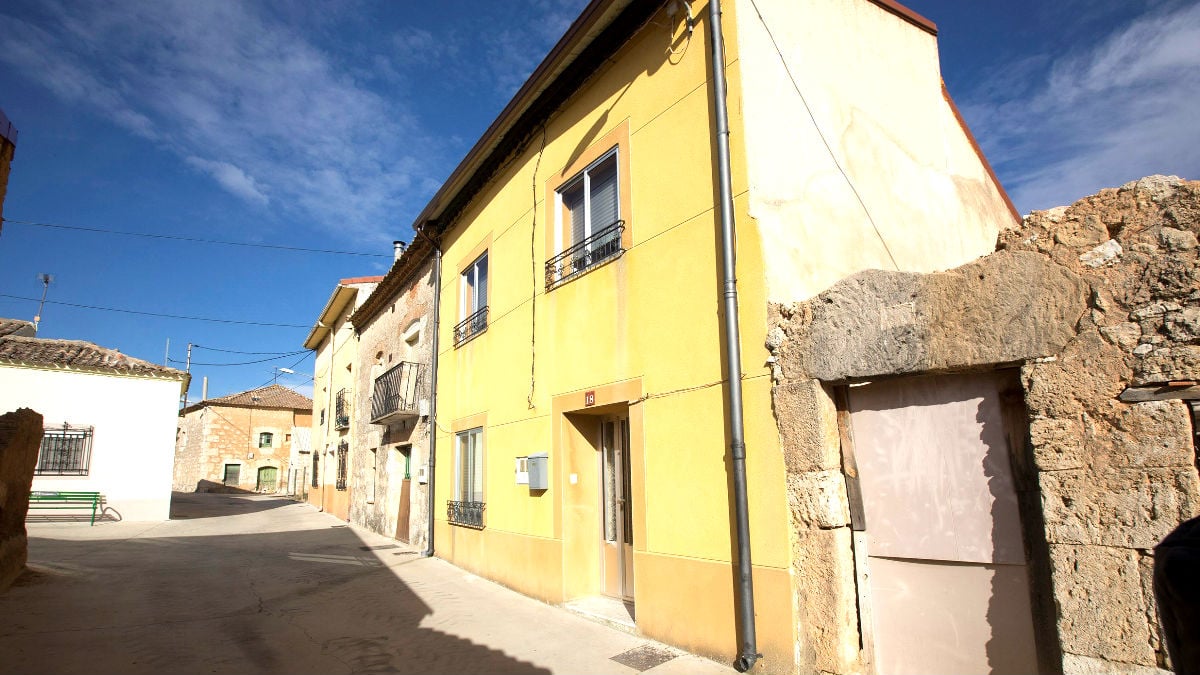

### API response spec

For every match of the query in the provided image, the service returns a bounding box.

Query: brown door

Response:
[600,417,633,601]
[395,445,412,542]
[847,372,1039,675]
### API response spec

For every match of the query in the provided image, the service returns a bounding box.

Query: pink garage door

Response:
[847,372,1040,675]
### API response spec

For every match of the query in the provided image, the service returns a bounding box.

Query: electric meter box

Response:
[527,453,549,491]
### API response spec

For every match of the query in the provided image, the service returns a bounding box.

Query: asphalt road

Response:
[1,492,734,675]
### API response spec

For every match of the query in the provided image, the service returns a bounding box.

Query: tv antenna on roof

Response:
[33,273,53,332]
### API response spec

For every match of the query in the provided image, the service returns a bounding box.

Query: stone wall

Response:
[173,405,298,493]
[0,408,41,592]
[768,176,1200,674]
[351,259,435,547]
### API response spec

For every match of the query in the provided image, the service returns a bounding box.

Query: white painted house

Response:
[0,323,188,521]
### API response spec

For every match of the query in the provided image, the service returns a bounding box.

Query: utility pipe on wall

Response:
[707,0,760,671]
[423,230,443,558]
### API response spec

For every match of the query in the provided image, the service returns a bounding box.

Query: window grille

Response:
[311,453,320,488]
[35,425,94,476]
[336,441,348,491]
[334,389,350,429]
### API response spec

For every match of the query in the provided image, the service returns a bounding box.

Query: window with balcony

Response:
[370,361,424,423]
[448,427,484,528]
[455,251,488,346]
[335,441,348,491]
[35,425,94,476]
[546,149,624,287]
[334,389,350,429]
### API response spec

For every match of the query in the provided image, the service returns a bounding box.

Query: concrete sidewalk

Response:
[1,493,736,675]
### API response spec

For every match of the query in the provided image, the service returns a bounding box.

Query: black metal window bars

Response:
[334,388,350,429]
[447,500,486,528]
[545,220,624,288]
[453,306,489,347]
[335,442,348,490]
[370,361,424,422]
[35,426,94,476]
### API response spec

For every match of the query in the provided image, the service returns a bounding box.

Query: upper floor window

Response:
[455,251,489,346]
[35,425,94,476]
[546,143,627,287]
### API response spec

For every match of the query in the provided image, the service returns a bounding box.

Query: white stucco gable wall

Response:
[0,365,182,521]
[734,0,1018,302]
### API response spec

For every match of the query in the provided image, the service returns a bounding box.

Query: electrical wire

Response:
[527,125,547,410]
[0,293,309,328]
[193,344,303,355]
[745,0,900,270]
[168,350,308,367]
[0,218,391,258]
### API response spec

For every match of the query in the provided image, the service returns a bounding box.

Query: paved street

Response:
[2,493,735,675]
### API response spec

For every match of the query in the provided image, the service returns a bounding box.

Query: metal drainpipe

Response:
[422,233,442,558]
[708,0,760,671]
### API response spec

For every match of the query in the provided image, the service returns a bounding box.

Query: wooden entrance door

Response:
[396,445,412,542]
[256,466,278,492]
[846,372,1040,674]
[600,417,633,601]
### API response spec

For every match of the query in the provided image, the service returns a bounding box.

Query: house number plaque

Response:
[584,390,595,406]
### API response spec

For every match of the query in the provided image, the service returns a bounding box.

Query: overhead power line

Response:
[0,293,309,328]
[168,350,308,367]
[1,217,391,258]
[193,344,304,355]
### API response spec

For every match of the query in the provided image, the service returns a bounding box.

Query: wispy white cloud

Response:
[960,1,1200,212]
[0,0,444,242]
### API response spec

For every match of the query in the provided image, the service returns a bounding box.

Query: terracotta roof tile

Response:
[188,384,312,412]
[0,318,35,338]
[0,335,186,379]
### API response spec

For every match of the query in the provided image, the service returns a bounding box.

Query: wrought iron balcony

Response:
[447,500,486,528]
[334,388,350,429]
[545,220,624,288]
[453,306,489,347]
[370,361,424,424]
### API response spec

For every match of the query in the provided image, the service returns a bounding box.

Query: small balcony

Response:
[334,388,350,429]
[545,220,624,288]
[370,361,424,424]
[454,306,488,347]
[447,500,485,528]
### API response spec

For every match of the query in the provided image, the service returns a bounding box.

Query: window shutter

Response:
[563,182,586,246]
[589,155,619,234]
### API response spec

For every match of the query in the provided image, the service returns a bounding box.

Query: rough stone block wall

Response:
[351,260,434,547]
[767,177,1200,674]
[0,408,42,592]
[174,405,295,492]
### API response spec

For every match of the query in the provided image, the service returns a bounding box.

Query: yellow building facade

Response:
[422,1,1016,672]
[305,277,382,521]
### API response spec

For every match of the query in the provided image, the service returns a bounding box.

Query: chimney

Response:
[393,240,407,262]
[202,376,208,401]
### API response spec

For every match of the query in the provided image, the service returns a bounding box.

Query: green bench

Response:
[28,491,103,525]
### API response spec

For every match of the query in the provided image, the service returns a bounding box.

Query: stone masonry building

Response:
[174,385,313,493]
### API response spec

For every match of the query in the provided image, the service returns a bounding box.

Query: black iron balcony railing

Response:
[447,500,486,528]
[545,220,624,288]
[334,388,350,429]
[370,361,424,423]
[453,306,489,347]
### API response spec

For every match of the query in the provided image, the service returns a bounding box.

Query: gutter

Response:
[422,230,443,558]
[707,0,760,671]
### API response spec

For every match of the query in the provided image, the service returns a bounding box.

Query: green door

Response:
[257,466,278,493]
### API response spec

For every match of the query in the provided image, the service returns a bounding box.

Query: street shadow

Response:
[169,491,295,520]
[5,496,552,675]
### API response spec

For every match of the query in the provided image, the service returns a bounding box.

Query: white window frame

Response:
[453,427,484,503]
[460,252,488,321]
[554,148,620,254]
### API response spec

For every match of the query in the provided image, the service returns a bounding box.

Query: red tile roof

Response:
[0,335,186,379]
[0,318,35,338]
[184,383,312,413]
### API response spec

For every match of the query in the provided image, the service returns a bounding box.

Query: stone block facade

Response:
[768,177,1200,673]
[0,408,41,592]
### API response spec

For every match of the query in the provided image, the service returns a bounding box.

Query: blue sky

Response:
[0,0,1197,401]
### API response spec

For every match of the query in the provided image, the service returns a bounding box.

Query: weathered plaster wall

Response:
[0,408,40,592]
[735,0,1017,304]
[768,176,1200,674]
[352,260,434,547]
